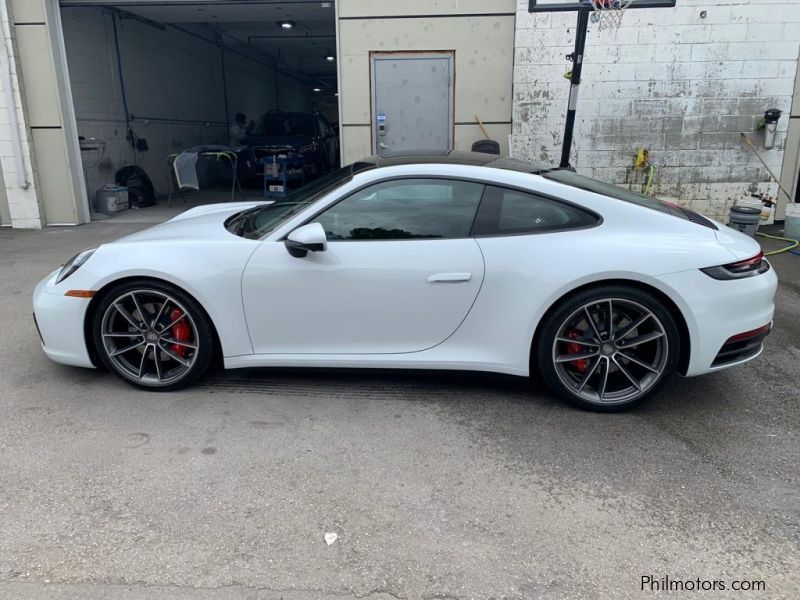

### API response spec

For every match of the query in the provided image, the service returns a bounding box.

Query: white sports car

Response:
[33,152,777,411]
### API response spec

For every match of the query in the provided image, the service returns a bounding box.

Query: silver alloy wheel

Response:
[100,289,199,387]
[551,298,668,406]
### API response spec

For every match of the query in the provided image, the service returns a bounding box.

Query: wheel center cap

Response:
[146,331,159,343]
[601,342,615,355]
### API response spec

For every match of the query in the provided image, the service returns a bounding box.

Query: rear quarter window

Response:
[472,186,599,236]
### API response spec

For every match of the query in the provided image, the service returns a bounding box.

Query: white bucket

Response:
[760,202,775,225]
[738,197,762,211]
[785,204,800,242]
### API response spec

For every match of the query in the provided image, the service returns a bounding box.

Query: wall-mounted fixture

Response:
[277,20,295,30]
[763,108,782,150]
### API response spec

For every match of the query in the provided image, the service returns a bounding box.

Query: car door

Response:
[241,178,486,354]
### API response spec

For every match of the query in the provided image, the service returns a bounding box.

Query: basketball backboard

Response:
[529,0,676,12]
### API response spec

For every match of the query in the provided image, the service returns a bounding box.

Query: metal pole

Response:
[560,8,590,168]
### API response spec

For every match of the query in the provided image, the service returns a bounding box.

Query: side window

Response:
[472,186,599,235]
[315,178,484,241]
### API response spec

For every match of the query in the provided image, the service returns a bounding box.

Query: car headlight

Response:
[55,248,96,284]
[298,143,318,154]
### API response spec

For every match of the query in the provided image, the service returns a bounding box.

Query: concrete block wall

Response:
[0,0,42,228]
[513,0,800,219]
[61,6,310,196]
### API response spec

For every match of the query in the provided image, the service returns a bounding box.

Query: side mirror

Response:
[284,222,327,258]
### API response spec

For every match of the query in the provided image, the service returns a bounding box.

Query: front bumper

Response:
[655,264,778,377]
[32,270,95,368]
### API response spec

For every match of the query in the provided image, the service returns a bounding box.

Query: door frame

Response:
[49,0,91,225]
[369,50,455,155]
[777,59,800,219]
[0,165,9,226]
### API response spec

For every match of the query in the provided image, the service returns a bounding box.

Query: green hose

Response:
[756,232,800,256]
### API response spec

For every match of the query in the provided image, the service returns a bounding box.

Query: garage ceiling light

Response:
[325,50,335,62]
[313,87,322,93]
[277,20,295,30]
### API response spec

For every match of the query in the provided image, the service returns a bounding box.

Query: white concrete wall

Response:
[61,6,311,195]
[338,0,516,164]
[513,0,800,219]
[0,0,42,229]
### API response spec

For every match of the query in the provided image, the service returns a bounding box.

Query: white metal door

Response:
[371,52,454,156]
[241,239,484,355]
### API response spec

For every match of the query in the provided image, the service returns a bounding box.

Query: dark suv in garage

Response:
[246,111,339,179]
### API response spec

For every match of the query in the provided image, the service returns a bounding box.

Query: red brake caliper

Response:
[566,330,588,374]
[169,309,190,358]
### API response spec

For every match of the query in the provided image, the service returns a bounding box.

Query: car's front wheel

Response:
[537,286,680,411]
[92,280,213,391]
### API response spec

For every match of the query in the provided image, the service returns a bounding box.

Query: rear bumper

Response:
[32,271,95,369]
[711,323,771,367]
[655,265,777,377]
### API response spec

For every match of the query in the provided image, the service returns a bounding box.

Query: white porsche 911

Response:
[33,151,777,411]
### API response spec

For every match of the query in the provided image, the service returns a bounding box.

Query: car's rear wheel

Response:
[537,286,680,411]
[92,281,213,391]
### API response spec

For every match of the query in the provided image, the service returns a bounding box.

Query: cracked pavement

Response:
[1,223,799,599]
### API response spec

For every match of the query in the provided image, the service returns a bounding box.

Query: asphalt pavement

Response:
[1,222,798,599]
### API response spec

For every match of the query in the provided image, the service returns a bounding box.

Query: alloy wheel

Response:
[100,289,199,387]
[551,298,669,406]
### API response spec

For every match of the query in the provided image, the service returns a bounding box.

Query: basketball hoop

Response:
[589,0,634,30]
[528,0,677,167]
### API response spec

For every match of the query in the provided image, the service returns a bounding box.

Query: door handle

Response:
[379,142,391,150]
[427,272,472,283]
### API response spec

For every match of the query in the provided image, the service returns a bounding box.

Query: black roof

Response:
[357,150,554,174]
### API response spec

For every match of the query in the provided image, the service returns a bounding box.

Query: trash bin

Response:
[785,204,800,242]
[729,204,761,238]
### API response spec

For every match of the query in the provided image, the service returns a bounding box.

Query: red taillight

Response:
[700,251,769,280]
[725,324,771,344]
[725,251,764,273]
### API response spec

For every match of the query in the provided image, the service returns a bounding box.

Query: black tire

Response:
[91,279,214,391]
[536,285,680,412]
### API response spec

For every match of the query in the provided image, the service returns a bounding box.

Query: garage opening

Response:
[59,0,339,222]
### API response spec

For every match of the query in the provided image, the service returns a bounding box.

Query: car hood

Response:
[112,201,268,244]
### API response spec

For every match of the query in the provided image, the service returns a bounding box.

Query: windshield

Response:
[253,114,316,137]
[232,163,375,239]
[541,169,687,217]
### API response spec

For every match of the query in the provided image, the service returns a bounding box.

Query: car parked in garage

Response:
[246,111,339,179]
[33,151,777,411]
